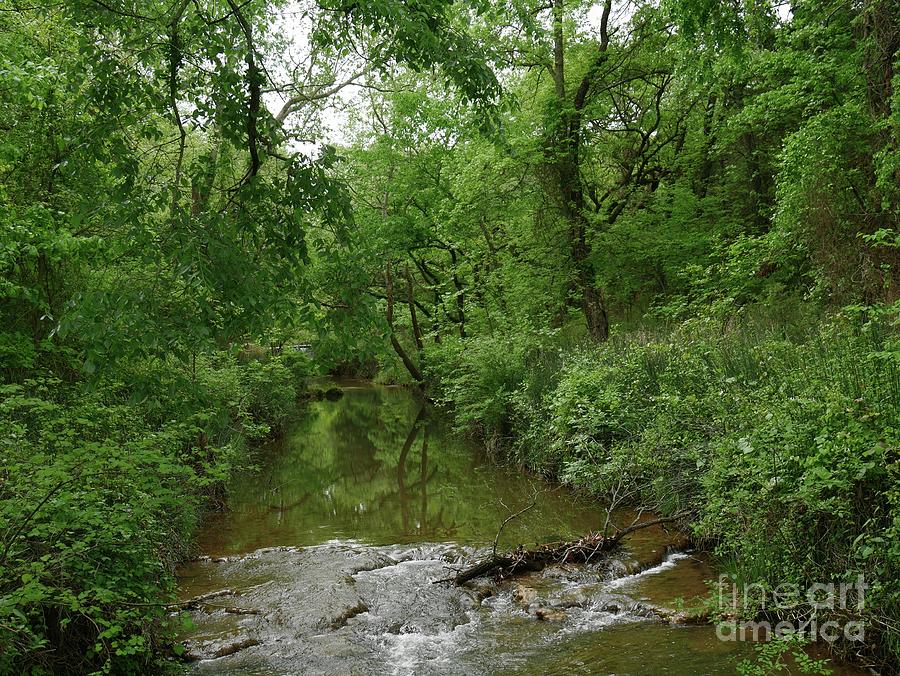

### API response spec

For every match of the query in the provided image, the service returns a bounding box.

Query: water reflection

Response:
[196,384,606,555]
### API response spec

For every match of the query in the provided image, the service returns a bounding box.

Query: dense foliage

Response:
[0,0,495,671]
[0,353,303,672]
[426,315,899,667]
[1,0,898,672]
[313,0,899,670]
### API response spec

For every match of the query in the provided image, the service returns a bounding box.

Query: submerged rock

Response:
[329,600,370,629]
[213,638,260,658]
[532,607,566,622]
[513,585,538,605]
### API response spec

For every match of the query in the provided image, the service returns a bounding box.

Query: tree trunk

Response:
[862,0,898,119]
[549,0,613,343]
[582,282,609,342]
[449,247,466,338]
[696,94,718,198]
[405,265,425,352]
[386,261,424,384]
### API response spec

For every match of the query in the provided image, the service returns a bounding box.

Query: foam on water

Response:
[603,551,692,590]
[379,620,477,676]
[557,606,641,635]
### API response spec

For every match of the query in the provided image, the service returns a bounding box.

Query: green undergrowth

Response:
[426,311,900,670]
[0,348,311,674]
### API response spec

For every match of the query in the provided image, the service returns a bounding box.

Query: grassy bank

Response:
[0,349,310,674]
[425,313,899,671]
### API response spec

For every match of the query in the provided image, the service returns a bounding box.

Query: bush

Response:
[430,314,900,668]
[238,358,298,435]
[425,330,559,448]
[0,350,303,673]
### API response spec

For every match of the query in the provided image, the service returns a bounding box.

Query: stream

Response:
[175,383,765,674]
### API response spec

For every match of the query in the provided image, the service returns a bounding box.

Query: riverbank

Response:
[424,314,899,673]
[0,349,311,674]
[174,384,758,673]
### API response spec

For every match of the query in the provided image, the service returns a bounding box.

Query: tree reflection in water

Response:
[196,385,606,555]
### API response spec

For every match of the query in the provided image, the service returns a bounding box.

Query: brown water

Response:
[175,384,857,675]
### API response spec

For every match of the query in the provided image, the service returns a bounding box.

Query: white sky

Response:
[266,1,793,149]
[265,1,629,149]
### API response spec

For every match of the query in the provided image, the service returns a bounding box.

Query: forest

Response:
[0,0,898,673]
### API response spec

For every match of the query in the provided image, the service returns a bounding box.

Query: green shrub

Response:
[0,350,304,673]
[278,349,313,383]
[431,313,900,668]
[425,332,535,443]
[238,358,297,436]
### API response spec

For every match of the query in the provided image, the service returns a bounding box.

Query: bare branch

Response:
[493,485,540,557]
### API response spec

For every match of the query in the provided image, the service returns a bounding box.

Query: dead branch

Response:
[493,486,540,558]
[441,513,687,586]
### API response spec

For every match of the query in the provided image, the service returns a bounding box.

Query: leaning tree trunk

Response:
[385,261,424,384]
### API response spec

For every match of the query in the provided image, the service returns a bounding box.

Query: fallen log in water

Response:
[438,516,683,586]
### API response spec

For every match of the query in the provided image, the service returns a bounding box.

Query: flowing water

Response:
[174,383,845,674]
